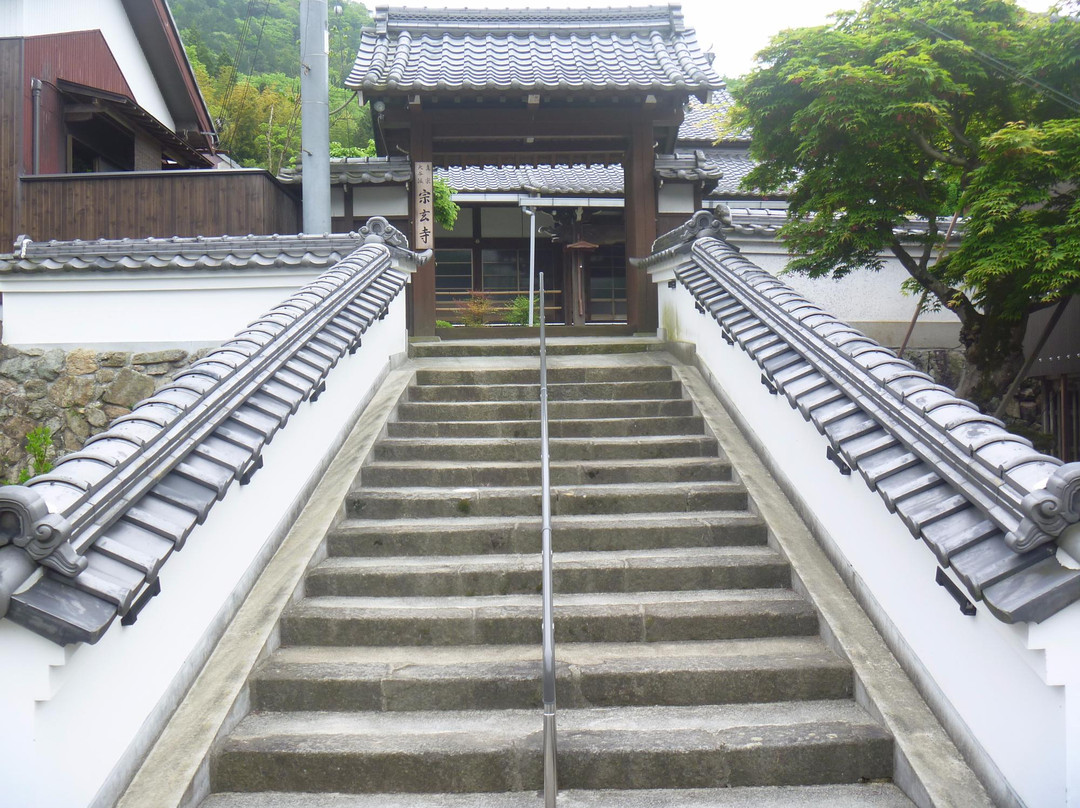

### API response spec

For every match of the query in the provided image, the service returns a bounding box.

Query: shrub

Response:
[459,293,496,327]
[16,426,54,484]
[506,295,541,326]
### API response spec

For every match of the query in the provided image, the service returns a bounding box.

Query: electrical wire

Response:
[913,19,1080,115]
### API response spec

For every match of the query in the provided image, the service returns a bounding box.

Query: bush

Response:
[435,319,453,329]
[458,292,496,327]
[16,426,54,484]
[506,295,541,326]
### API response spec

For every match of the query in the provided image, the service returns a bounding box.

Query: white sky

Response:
[380,0,1058,80]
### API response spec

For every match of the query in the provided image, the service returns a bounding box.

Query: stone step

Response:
[250,638,851,712]
[305,547,790,597]
[359,457,731,488]
[386,414,705,439]
[279,590,819,647]
[373,435,718,462]
[409,339,660,358]
[345,481,747,519]
[414,365,674,385]
[202,784,916,808]
[326,512,767,557]
[210,701,892,793]
[406,379,683,402]
[396,398,695,421]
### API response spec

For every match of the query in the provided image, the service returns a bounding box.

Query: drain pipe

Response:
[526,203,537,326]
[31,78,42,174]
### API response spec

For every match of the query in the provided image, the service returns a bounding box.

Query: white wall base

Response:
[657,277,1080,808]
[0,294,407,808]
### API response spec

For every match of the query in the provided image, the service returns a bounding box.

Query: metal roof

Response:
[347,4,720,95]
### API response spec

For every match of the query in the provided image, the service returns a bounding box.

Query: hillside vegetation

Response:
[169,0,374,172]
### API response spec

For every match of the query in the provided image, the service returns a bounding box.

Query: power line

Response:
[913,19,1080,115]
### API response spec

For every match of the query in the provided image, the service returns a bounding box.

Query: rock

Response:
[133,349,187,365]
[26,400,55,421]
[0,354,39,383]
[65,410,91,441]
[37,349,66,382]
[3,416,37,444]
[23,379,48,400]
[142,363,174,376]
[48,376,95,408]
[103,404,131,420]
[103,368,155,408]
[85,405,108,428]
[96,368,117,384]
[0,378,17,398]
[65,349,99,376]
[99,351,129,368]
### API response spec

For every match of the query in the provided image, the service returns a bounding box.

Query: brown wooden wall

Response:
[1,38,24,251]
[18,170,301,241]
[23,31,134,176]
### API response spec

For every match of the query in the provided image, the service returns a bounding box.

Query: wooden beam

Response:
[409,109,437,337]
[624,111,657,332]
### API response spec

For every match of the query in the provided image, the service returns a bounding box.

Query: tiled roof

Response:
[0,233,368,274]
[703,149,758,197]
[278,156,413,186]
[678,90,752,147]
[441,164,624,196]
[347,4,720,94]
[0,220,425,645]
[645,211,1080,624]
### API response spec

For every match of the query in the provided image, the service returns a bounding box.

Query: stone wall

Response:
[0,346,203,483]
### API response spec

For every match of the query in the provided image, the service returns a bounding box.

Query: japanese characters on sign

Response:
[413,161,434,250]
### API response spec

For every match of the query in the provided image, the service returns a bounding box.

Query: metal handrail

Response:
[538,271,558,807]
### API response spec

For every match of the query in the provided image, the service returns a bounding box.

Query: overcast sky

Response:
[381,0,1058,80]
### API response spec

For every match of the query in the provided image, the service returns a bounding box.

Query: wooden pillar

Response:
[409,109,436,336]
[624,110,657,332]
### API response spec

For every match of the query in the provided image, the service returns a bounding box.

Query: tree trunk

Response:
[953,309,1029,414]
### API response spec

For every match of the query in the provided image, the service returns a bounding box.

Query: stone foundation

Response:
[0,346,203,483]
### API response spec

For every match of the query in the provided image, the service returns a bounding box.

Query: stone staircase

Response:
[200,339,916,807]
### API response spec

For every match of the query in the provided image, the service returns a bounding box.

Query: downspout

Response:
[300,0,331,234]
[31,78,42,175]
[526,203,537,326]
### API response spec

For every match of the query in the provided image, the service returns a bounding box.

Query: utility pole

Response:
[300,0,331,234]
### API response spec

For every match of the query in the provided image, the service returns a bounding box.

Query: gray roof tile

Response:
[348,5,720,94]
[0,219,424,645]
[644,211,1080,624]
[1,233,368,274]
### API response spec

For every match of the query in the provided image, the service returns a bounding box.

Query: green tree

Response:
[171,0,374,169]
[730,0,1080,410]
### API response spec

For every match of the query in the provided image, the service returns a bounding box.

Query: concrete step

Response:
[202,784,916,808]
[415,365,674,385]
[373,435,718,462]
[406,379,683,402]
[409,338,661,358]
[345,481,748,519]
[210,701,892,793]
[396,398,695,421]
[250,638,851,712]
[305,547,789,597]
[279,590,819,647]
[386,414,705,439]
[326,512,767,557]
[358,457,731,488]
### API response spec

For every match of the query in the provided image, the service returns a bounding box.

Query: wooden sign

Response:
[413,160,434,250]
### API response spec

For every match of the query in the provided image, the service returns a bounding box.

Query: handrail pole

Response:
[539,271,557,807]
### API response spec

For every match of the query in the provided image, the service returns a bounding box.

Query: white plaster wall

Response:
[656,274,1080,808]
[728,237,961,349]
[0,269,325,348]
[0,292,407,808]
[5,0,176,130]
